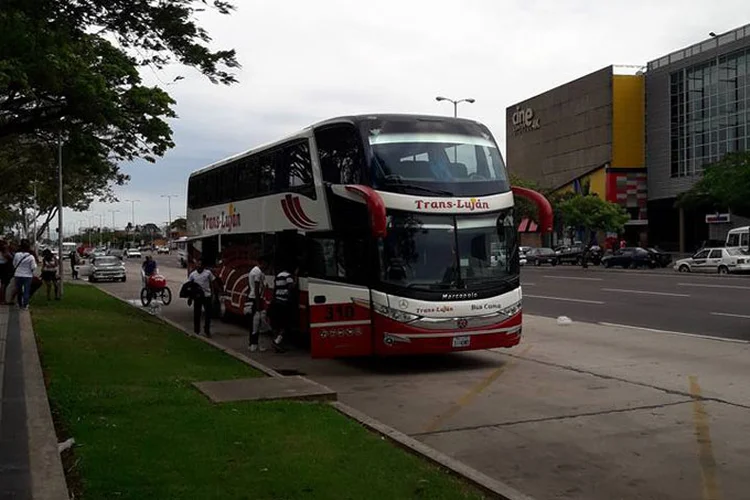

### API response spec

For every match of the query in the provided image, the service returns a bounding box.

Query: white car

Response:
[673,247,750,274]
[88,256,127,282]
[126,248,142,259]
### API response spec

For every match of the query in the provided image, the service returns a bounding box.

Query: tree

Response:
[677,152,750,217]
[0,0,239,233]
[558,194,630,240]
[1,0,238,143]
[170,217,187,232]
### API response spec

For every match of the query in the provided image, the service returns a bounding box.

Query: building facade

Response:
[646,25,750,251]
[506,65,647,246]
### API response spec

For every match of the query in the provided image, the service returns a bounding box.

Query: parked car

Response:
[525,247,558,266]
[88,256,127,282]
[126,248,142,259]
[646,247,672,268]
[673,247,750,274]
[602,247,657,269]
[519,253,527,266]
[156,246,170,254]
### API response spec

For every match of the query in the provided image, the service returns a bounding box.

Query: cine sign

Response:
[511,106,540,135]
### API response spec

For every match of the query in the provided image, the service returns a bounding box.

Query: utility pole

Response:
[161,195,178,242]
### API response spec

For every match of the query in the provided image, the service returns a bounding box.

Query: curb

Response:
[18,310,70,500]
[93,284,536,500]
[331,402,536,500]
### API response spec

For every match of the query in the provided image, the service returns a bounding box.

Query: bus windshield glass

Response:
[364,118,510,197]
[380,210,517,291]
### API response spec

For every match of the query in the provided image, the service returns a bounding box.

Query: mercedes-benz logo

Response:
[457,318,468,329]
[398,299,409,309]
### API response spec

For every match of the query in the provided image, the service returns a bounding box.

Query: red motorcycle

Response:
[141,273,172,306]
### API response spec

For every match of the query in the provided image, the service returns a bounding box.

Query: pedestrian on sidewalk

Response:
[13,239,37,310]
[268,259,296,353]
[247,255,268,352]
[187,258,216,337]
[41,249,60,300]
[0,240,13,304]
[69,250,79,280]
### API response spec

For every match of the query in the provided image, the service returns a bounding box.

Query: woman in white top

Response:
[13,239,38,310]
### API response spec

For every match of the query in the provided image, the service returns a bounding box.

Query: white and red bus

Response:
[186,114,552,358]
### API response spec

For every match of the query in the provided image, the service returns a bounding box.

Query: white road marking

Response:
[600,288,690,297]
[599,322,750,344]
[524,294,605,305]
[521,282,536,286]
[678,282,750,290]
[711,312,750,320]
[542,275,603,281]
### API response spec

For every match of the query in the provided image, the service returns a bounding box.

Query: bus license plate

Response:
[452,335,470,348]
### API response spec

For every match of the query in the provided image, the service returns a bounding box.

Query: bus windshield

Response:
[379,210,517,291]
[364,118,510,197]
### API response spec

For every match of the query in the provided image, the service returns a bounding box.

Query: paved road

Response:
[520,265,750,341]
[88,257,750,500]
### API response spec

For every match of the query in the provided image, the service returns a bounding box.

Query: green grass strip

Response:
[32,285,484,500]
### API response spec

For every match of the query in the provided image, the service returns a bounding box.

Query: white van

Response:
[726,226,749,249]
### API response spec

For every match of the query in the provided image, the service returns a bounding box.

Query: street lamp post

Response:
[124,199,140,244]
[161,194,178,241]
[108,209,119,246]
[435,96,475,161]
[57,133,64,297]
[435,96,475,117]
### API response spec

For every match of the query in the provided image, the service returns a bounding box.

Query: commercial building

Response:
[508,24,750,252]
[646,25,750,251]
[506,65,647,247]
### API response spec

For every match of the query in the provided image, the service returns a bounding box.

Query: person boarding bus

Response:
[269,261,297,352]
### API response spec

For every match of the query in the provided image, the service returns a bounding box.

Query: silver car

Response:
[674,247,750,274]
[89,256,127,282]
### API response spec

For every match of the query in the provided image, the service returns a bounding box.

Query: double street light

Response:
[435,96,475,117]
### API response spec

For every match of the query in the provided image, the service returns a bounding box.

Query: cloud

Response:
[60,0,748,235]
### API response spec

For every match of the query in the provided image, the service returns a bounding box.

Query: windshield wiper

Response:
[382,176,453,196]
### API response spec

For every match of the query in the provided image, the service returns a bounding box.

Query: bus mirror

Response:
[344,185,387,238]
[511,186,553,233]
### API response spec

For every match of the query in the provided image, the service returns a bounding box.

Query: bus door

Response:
[307,278,373,358]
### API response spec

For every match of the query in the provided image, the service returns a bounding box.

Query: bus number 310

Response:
[324,304,356,321]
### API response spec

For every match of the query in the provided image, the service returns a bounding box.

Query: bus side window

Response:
[315,125,365,185]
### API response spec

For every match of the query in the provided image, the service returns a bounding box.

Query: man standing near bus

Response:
[247,255,267,352]
[187,258,216,337]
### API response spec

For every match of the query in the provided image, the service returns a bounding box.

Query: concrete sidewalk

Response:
[0,306,68,500]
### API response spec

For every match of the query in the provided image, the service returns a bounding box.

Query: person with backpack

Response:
[185,258,216,337]
[13,239,37,310]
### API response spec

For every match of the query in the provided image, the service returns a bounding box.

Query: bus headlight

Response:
[375,304,420,323]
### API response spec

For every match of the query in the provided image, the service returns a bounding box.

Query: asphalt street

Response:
[521,264,750,341]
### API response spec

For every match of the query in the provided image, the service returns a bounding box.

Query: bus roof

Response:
[727,226,749,233]
[188,113,486,178]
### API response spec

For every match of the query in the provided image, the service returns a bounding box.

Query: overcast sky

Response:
[60,0,749,236]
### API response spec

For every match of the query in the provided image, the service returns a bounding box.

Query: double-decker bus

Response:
[186,114,552,358]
